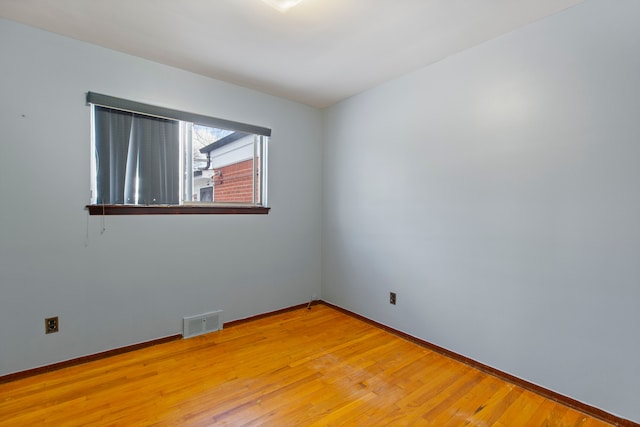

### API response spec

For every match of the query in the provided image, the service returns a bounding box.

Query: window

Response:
[86,92,270,215]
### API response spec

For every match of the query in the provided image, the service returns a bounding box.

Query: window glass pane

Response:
[188,125,263,205]
[93,106,179,205]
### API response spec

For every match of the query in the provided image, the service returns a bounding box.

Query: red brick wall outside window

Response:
[213,159,259,203]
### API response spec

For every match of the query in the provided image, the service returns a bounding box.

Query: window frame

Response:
[85,205,270,215]
[85,92,271,216]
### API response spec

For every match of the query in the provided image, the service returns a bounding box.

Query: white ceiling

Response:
[0,0,584,108]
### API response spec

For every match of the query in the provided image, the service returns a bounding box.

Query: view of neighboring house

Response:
[193,130,260,204]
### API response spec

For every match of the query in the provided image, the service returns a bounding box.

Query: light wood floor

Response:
[0,305,613,426]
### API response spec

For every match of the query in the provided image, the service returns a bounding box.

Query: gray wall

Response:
[323,0,639,422]
[0,18,323,375]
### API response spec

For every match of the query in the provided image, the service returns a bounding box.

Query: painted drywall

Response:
[0,18,322,375]
[323,0,640,422]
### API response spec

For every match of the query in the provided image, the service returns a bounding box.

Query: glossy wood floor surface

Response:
[0,305,613,426]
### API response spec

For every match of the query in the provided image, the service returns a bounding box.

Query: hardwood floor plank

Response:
[422,372,494,424]
[470,384,523,425]
[0,305,618,426]
[493,390,546,426]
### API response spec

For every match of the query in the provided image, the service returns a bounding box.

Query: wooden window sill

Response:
[86,205,270,215]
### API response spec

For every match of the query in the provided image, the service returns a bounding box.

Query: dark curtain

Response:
[94,106,179,204]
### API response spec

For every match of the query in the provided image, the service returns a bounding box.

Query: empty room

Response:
[0,0,638,425]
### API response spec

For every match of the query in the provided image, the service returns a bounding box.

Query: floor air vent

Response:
[183,310,223,338]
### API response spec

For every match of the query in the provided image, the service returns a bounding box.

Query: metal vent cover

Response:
[183,310,223,338]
